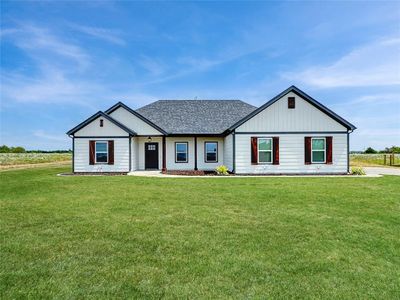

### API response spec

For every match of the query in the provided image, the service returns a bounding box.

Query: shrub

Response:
[215,165,229,175]
[351,166,366,176]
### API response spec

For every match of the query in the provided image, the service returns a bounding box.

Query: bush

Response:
[215,165,229,175]
[351,166,366,175]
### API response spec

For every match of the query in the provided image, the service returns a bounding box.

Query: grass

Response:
[1,166,399,298]
[350,153,400,167]
[0,153,71,166]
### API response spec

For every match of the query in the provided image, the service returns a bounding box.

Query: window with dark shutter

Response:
[326,136,333,164]
[305,137,311,164]
[100,119,104,127]
[89,140,95,165]
[108,140,114,165]
[288,97,295,109]
[251,137,258,164]
[273,137,279,165]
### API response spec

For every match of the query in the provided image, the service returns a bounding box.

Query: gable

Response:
[74,115,130,136]
[108,106,163,135]
[236,91,348,132]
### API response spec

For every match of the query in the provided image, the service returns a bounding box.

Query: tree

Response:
[11,146,26,153]
[0,145,10,153]
[364,147,377,154]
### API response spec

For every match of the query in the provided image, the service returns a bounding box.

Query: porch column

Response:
[194,137,198,170]
[162,136,166,171]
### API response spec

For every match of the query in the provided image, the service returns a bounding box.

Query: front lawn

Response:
[1,167,399,298]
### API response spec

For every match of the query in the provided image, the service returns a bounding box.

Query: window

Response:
[100,119,104,127]
[288,97,295,109]
[175,142,188,163]
[205,142,218,162]
[311,138,325,163]
[258,138,272,163]
[147,144,156,151]
[95,141,108,163]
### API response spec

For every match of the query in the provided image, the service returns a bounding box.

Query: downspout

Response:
[347,129,353,173]
[129,136,132,172]
[162,136,166,172]
[194,137,198,170]
[232,131,236,174]
[69,134,74,173]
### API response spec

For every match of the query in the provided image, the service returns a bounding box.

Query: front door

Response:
[145,142,159,169]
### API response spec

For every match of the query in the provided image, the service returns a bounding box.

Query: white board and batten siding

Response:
[74,138,130,172]
[74,116,129,137]
[236,91,347,133]
[234,91,349,174]
[108,106,162,135]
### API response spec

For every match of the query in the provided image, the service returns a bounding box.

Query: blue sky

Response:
[1,1,399,150]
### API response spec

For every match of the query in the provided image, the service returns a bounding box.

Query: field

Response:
[1,166,399,298]
[0,153,71,167]
[350,153,400,167]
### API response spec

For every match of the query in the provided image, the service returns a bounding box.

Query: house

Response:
[66,86,356,175]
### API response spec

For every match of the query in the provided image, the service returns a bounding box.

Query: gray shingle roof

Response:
[136,100,257,134]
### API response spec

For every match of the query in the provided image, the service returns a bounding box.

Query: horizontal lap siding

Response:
[196,137,224,171]
[235,134,347,174]
[224,134,233,171]
[131,137,138,171]
[74,138,129,172]
[166,137,195,170]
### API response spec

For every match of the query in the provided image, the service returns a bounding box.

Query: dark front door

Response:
[145,142,159,169]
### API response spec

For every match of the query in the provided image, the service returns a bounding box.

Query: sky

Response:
[1,1,399,151]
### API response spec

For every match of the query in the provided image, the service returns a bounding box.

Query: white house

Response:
[67,86,356,175]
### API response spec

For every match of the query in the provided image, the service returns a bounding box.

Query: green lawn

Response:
[1,167,399,299]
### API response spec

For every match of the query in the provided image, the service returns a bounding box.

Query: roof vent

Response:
[288,97,295,109]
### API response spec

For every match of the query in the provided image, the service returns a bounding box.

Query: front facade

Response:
[67,86,356,175]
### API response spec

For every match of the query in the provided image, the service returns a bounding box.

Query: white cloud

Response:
[282,37,400,88]
[1,66,99,107]
[68,24,126,46]
[1,24,90,69]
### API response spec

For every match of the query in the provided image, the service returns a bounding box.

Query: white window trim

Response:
[205,142,218,163]
[95,141,108,164]
[175,142,188,163]
[311,137,326,164]
[258,138,273,164]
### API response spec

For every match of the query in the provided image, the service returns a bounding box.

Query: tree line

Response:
[0,145,72,153]
[363,146,400,154]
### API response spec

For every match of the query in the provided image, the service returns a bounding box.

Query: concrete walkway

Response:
[363,167,400,176]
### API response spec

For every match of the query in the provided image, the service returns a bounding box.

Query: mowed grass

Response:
[1,167,399,299]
